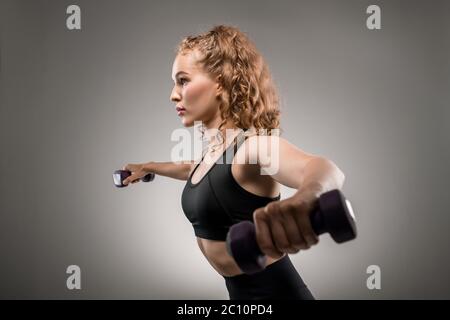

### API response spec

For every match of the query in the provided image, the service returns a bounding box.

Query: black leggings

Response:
[222,255,315,300]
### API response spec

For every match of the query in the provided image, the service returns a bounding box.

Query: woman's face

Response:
[170,50,221,127]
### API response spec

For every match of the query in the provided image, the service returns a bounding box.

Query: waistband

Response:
[223,254,290,281]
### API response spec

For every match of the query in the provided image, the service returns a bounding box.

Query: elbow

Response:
[319,157,346,190]
[331,161,346,190]
[337,169,345,189]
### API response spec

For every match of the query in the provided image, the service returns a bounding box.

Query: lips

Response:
[176,106,186,112]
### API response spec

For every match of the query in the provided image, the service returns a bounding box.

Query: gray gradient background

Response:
[1,0,449,299]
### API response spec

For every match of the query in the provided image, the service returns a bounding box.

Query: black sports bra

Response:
[181,130,281,241]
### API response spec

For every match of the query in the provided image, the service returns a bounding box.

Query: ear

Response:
[215,75,223,97]
[215,84,222,97]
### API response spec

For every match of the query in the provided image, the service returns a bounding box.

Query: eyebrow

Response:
[172,71,189,81]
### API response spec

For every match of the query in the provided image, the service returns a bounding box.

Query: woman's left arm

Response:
[248,135,346,259]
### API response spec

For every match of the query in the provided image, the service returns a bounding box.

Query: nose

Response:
[170,85,181,102]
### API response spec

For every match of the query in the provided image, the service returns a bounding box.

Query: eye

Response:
[178,78,188,86]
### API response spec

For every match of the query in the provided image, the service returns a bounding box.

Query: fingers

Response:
[280,200,319,249]
[293,210,319,248]
[253,207,283,259]
[254,199,319,257]
[270,201,308,253]
[270,218,293,254]
[264,202,300,254]
[123,175,139,186]
[278,211,308,253]
[122,164,141,186]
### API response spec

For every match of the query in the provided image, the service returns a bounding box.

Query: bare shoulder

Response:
[237,134,317,167]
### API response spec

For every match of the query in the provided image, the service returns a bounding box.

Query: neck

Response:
[202,117,240,146]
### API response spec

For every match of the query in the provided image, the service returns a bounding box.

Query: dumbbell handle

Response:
[113,169,155,188]
[228,205,324,260]
[310,202,327,235]
[226,189,357,274]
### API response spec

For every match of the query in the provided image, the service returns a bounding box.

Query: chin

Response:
[181,116,195,127]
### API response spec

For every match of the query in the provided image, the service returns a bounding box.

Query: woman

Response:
[122,25,345,299]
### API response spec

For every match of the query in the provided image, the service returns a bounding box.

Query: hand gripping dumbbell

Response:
[112,170,155,188]
[226,189,357,274]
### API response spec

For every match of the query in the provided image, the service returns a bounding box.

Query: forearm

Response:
[143,161,193,181]
[297,157,346,198]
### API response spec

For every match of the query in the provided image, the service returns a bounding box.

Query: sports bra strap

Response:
[222,128,248,164]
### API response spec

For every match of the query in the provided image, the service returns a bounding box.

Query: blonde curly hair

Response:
[175,25,282,143]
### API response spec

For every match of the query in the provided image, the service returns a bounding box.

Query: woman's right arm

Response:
[122,161,197,185]
[142,161,194,181]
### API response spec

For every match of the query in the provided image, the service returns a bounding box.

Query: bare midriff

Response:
[196,237,285,277]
